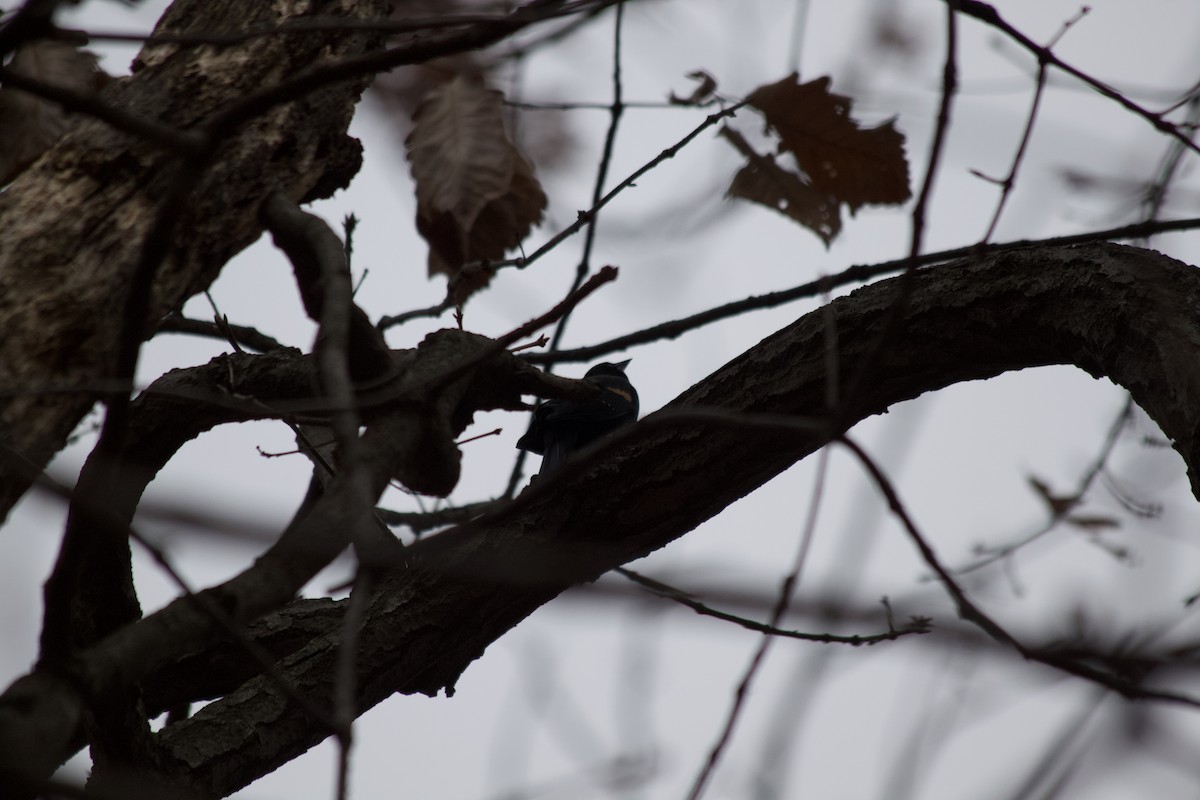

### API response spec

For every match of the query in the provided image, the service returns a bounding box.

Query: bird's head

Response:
[585,359,631,378]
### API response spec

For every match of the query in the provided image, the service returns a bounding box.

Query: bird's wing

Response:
[515,404,554,454]
[541,383,636,423]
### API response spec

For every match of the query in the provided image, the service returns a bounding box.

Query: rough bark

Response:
[0,0,393,517]
[2,242,1196,796]
[162,242,1200,795]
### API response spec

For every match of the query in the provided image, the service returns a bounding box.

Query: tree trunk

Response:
[0,0,389,517]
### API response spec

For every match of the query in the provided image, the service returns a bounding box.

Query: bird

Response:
[516,360,639,476]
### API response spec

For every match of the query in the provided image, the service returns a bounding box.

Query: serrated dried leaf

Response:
[722,127,840,245]
[746,73,911,212]
[405,74,546,300]
[0,41,106,186]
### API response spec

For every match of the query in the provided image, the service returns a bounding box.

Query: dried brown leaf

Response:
[1065,515,1121,531]
[0,41,106,186]
[669,70,718,106]
[405,74,546,301]
[721,127,840,245]
[746,73,911,213]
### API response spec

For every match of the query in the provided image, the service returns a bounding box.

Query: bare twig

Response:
[547,0,625,353]
[953,0,1200,157]
[836,1,959,429]
[910,0,959,259]
[373,498,502,536]
[840,432,1200,707]
[157,312,287,353]
[523,215,1200,367]
[617,567,928,645]
[949,397,1133,577]
[505,1,628,496]
[424,264,618,396]
[978,6,1088,243]
[380,100,748,334]
[686,447,831,800]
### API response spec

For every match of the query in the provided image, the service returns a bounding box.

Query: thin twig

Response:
[949,397,1133,577]
[506,1,627,496]
[910,0,959,259]
[953,0,1200,157]
[617,568,927,645]
[375,499,503,535]
[506,98,701,110]
[839,432,1200,707]
[978,6,1088,243]
[836,1,959,425]
[547,0,625,353]
[686,446,832,800]
[524,209,1200,367]
[157,312,287,353]
[1141,92,1200,229]
[508,100,747,272]
[424,265,619,396]
[380,100,748,334]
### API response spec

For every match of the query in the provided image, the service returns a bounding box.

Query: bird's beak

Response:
[612,359,631,371]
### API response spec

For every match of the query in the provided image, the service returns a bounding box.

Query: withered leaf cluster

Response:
[726,73,911,246]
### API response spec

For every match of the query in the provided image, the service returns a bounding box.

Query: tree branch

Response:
[0,0,391,519]
[129,242,1200,795]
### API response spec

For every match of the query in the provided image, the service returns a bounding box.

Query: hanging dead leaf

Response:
[721,127,840,244]
[0,41,108,186]
[405,74,547,303]
[669,70,718,106]
[745,73,910,213]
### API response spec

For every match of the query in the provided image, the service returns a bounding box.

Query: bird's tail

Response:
[539,439,572,475]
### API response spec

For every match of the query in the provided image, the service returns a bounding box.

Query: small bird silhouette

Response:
[516,360,638,475]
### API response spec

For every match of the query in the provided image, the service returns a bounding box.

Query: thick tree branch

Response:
[261,192,395,385]
[0,328,579,795]
[133,242,1200,795]
[4,242,1199,795]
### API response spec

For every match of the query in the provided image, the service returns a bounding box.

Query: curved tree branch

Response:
[4,242,1199,795]
[140,241,1200,794]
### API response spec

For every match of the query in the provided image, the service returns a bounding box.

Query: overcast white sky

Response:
[7,1,1200,798]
